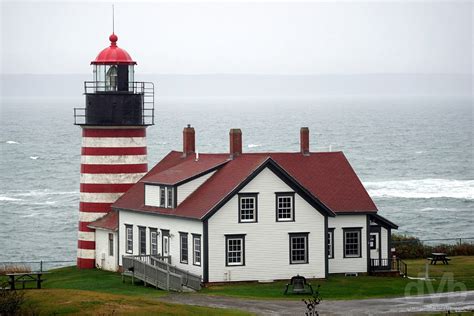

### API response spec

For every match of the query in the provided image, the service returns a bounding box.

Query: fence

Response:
[122,255,202,292]
[0,260,75,274]
[394,237,474,246]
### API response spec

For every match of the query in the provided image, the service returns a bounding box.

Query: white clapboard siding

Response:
[208,167,326,282]
[144,184,161,206]
[177,171,217,205]
[328,215,368,274]
[95,230,118,272]
[118,210,203,277]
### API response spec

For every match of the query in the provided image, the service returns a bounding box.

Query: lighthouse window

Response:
[125,225,133,254]
[106,65,118,91]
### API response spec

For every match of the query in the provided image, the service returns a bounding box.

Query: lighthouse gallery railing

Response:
[74,81,154,126]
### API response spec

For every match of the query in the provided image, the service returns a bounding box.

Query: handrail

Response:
[369,258,407,277]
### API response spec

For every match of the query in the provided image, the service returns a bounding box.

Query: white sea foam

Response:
[248,144,262,148]
[6,141,19,144]
[0,196,23,201]
[29,156,39,160]
[365,179,474,200]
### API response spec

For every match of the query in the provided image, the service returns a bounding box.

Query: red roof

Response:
[91,34,136,65]
[143,154,229,185]
[88,211,118,231]
[113,151,378,220]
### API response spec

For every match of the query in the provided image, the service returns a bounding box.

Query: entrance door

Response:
[369,232,380,266]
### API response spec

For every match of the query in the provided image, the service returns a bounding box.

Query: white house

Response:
[89,126,398,283]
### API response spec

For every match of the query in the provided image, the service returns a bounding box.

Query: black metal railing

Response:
[369,258,407,276]
[74,81,154,126]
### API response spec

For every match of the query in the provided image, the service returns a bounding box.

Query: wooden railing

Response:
[369,258,407,277]
[122,255,201,291]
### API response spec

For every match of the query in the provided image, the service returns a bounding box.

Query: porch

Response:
[369,258,407,277]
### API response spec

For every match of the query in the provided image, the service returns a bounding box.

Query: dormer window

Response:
[145,184,175,208]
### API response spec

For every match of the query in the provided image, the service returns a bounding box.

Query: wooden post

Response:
[166,265,170,291]
[144,262,147,287]
[40,261,43,272]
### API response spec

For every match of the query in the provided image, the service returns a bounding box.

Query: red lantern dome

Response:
[91,33,136,65]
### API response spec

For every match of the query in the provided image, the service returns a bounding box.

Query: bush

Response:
[0,283,25,315]
[392,234,474,259]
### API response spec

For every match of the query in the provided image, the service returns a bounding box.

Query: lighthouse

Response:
[74,33,154,269]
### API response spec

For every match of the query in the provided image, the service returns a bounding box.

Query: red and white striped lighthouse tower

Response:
[74,33,154,269]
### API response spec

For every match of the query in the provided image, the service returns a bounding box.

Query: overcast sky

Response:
[1,1,472,75]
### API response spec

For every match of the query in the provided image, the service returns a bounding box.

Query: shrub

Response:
[0,283,25,315]
[392,234,474,259]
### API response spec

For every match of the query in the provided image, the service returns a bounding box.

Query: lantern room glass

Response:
[93,65,135,92]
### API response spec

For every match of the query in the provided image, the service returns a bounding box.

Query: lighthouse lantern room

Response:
[74,33,154,269]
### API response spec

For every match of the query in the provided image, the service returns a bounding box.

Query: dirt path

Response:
[160,290,474,315]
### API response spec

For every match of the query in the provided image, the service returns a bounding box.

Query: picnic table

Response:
[427,253,451,265]
[6,272,49,290]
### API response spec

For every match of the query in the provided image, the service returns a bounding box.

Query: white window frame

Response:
[138,226,146,255]
[344,229,361,258]
[193,234,201,266]
[180,232,188,264]
[159,187,166,207]
[150,229,158,255]
[289,233,309,264]
[276,193,295,222]
[108,233,114,257]
[125,225,133,254]
[328,230,334,259]
[226,235,245,266]
[167,187,174,208]
[238,194,257,223]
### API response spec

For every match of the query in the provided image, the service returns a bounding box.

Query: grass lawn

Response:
[0,267,251,316]
[200,256,474,300]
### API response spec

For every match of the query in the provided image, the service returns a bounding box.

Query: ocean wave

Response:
[0,196,23,201]
[248,144,262,148]
[5,141,19,144]
[365,179,474,200]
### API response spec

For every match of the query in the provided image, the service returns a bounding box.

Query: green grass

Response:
[200,256,474,300]
[1,267,251,315]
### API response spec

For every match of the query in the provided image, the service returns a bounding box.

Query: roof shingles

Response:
[113,151,378,220]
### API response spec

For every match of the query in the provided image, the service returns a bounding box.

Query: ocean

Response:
[0,94,472,262]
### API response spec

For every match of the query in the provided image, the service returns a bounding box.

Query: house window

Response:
[328,229,334,259]
[150,228,158,255]
[370,234,377,250]
[289,233,309,264]
[180,232,188,264]
[125,225,133,254]
[167,187,174,208]
[276,193,295,221]
[226,235,245,266]
[139,226,146,255]
[238,193,257,223]
[193,234,201,266]
[344,228,362,258]
[160,187,166,207]
[108,233,114,256]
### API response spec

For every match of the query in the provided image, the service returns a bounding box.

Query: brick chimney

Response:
[183,124,195,157]
[300,127,310,156]
[229,128,242,159]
